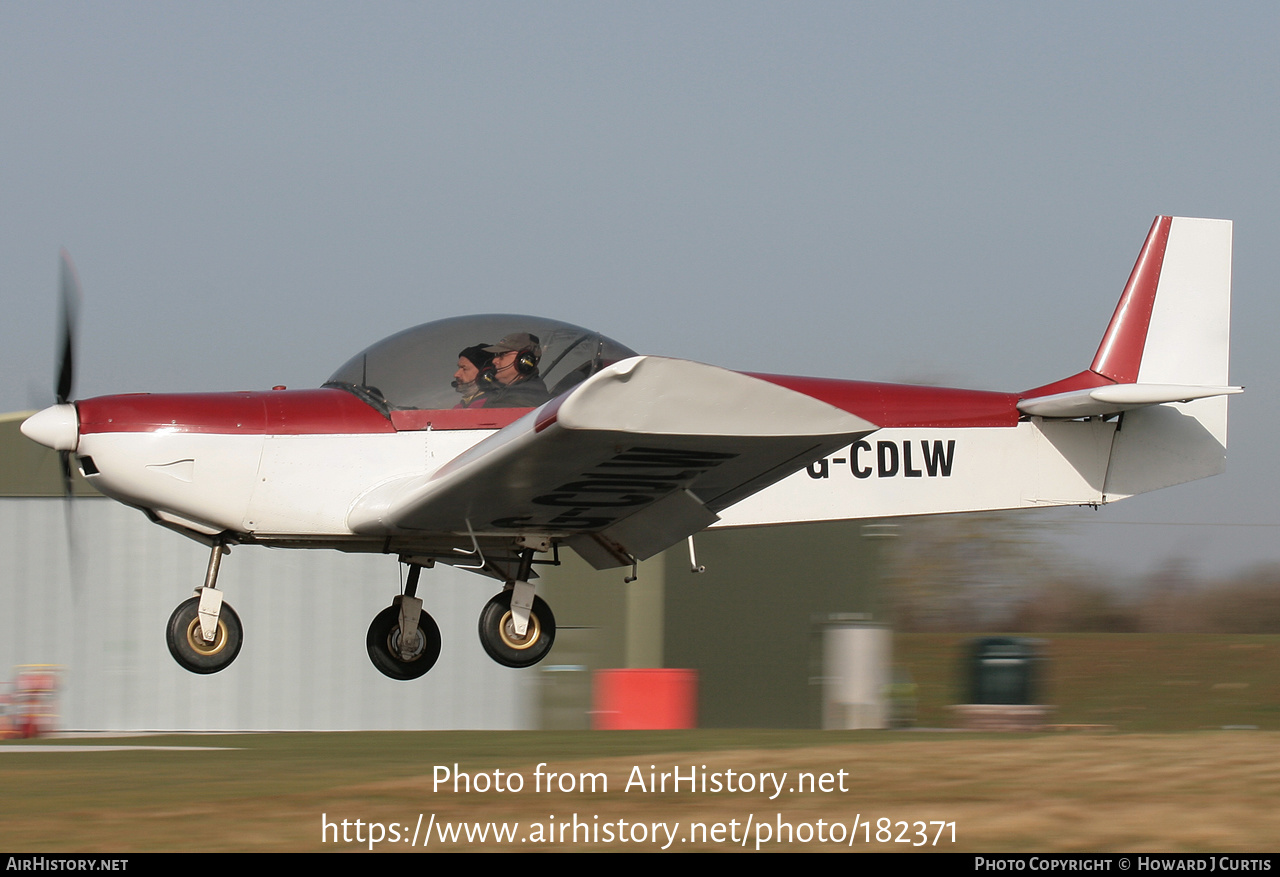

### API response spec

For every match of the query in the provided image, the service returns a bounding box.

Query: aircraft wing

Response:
[347,356,876,569]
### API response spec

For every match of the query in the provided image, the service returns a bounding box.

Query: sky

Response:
[2,2,1278,580]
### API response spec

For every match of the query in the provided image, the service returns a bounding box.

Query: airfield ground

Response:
[2,729,1278,852]
[2,633,1277,852]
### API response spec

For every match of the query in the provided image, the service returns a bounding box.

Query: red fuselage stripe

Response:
[77,372,1026,438]
[78,389,398,436]
[77,390,530,435]
[390,408,527,430]
[745,374,1021,428]
[1019,368,1114,400]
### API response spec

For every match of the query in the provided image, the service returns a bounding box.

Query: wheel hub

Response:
[498,611,541,650]
[185,619,227,657]
[389,627,426,662]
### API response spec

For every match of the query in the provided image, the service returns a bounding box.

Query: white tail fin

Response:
[1021,216,1237,499]
[1095,216,1232,387]
[1108,217,1234,497]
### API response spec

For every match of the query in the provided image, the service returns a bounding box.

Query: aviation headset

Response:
[479,333,541,386]
[512,346,539,376]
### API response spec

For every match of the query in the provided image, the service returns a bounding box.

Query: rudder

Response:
[1100,216,1234,499]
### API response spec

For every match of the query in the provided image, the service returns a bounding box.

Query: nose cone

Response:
[21,404,80,452]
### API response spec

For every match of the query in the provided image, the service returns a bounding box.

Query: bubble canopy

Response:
[324,314,638,413]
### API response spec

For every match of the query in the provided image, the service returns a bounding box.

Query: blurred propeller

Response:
[57,250,79,405]
[55,250,81,499]
[16,251,88,603]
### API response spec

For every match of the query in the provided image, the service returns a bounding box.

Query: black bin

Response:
[965,637,1043,705]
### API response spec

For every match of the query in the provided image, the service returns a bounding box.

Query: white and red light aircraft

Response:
[21,216,1239,680]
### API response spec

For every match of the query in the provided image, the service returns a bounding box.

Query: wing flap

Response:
[347,356,875,566]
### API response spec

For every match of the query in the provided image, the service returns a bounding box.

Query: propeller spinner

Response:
[21,251,83,497]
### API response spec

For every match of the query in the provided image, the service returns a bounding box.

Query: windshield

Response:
[324,314,638,412]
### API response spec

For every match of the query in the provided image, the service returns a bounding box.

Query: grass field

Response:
[3,634,1276,852]
[2,729,1279,852]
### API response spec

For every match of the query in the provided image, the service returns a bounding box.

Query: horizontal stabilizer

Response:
[1018,383,1242,419]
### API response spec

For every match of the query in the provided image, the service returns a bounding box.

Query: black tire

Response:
[166,596,243,675]
[366,605,441,680]
[477,591,556,668]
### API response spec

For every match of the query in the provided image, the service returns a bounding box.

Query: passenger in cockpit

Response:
[453,344,493,409]
[481,333,551,408]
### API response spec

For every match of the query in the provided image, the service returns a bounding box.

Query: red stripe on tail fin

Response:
[1089,215,1172,383]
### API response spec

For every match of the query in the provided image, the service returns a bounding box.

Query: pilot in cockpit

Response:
[452,344,493,409]
[480,332,551,408]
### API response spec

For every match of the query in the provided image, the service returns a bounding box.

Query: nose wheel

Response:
[366,603,442,680]
[166,596,243,674]
[478,590,556,668]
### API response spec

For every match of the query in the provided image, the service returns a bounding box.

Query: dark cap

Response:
[484,332,542,359]
[458,344,492,370]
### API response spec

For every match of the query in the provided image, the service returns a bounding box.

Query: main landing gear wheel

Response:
[166,596,243,674]
[366,605,442,680]
[478,591,556,669]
